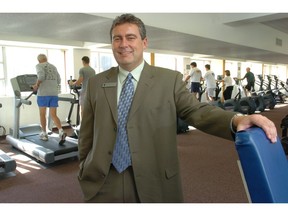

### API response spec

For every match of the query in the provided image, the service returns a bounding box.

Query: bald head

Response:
[37,54,47,63]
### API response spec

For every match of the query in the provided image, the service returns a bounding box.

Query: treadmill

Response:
[0,103,17,174]
[6,74,79,164]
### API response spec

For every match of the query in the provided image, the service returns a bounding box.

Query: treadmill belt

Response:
[26,135,78,156]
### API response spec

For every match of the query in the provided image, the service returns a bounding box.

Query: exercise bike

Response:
[66,78,81,139]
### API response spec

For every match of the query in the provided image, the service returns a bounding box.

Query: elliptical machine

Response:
[198,80,224,109]
[254,75,276,110]
[223,78,257,114]
[211,80,225,109]
[271,75,286,103]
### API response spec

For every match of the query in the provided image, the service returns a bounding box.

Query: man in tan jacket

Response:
[78,13,277,203]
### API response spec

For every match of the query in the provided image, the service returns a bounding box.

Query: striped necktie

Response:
[112,73,134,173]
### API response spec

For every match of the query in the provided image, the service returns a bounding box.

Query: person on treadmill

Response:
[32,54,66,145]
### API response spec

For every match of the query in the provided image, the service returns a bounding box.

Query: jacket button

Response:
[114,127,117,131]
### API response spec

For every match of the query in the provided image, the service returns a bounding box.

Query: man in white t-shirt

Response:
[184,62,202,100]
[203,64,217,102]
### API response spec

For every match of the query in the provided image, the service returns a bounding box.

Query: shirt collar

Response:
[118,61,145,84]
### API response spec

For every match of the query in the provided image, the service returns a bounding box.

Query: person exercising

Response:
[239,67,255,96]
[69,56,96,122]
[184,62,202,100]
[32,54,66,144]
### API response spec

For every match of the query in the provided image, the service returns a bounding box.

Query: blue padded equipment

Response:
[235,127,288,203]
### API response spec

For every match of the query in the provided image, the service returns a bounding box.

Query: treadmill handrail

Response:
[20,98,32,106]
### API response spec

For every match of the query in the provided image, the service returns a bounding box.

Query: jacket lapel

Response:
[103,67,118,123]
[129,63,155,119]
[103,64,156,123]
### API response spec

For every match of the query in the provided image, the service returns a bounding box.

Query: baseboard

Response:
[0,135,6,140]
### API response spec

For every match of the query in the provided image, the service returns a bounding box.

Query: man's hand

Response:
[32,84,39,91]
[233,114,277,143]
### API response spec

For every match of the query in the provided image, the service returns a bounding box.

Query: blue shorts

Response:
[37,96,59,107]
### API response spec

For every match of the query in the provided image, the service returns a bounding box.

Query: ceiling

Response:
[0,13,288,65]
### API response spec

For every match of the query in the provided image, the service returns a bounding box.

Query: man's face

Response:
[111,23,147,71]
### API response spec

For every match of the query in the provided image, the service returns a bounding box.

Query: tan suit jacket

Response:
[78,62,236,202]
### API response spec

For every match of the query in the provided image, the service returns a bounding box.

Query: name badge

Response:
[102,82,117,88]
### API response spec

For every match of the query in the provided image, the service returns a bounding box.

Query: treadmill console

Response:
[11,74,38,93]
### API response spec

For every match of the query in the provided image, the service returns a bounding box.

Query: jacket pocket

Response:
[165,166,178,179]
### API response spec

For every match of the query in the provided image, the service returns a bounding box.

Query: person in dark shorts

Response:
[184,62,202,100]
[219,70,234,100]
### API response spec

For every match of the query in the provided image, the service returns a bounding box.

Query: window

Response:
[143,52,151,65]
[155,53,183,71]
[100,53,117,72]
[225,61,238,79]
[1,46,66,96]
[264,64,287,86]
[0,47,6,95]
[0,64,3,79]
[91,51,117,74]
[91,51,151,74]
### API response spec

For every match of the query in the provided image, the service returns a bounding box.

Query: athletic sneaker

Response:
[58,129,67,145]
[39,132,48,141]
